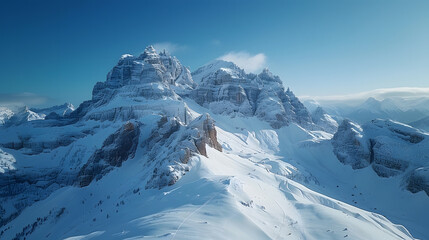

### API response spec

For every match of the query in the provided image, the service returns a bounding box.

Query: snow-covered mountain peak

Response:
[0,107,13,125]
[1,47,428,240]
[120,53,133,59]
[191,59,313,129]
[311,106,339,133]
[144,45,156,54]
[31,102,75,118]
[359,97,401,113]
[136,45,161,64]
[191,59,243,83]
[258,67,279,82]
[5,106,44,125]
[72,46,196,122]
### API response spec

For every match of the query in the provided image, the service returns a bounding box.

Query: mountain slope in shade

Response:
[409,116,429,132]
[31,103,75,118]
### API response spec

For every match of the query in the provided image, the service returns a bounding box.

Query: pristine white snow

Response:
[1,47,428,240]
[0,114,417,239]
[0,107,13,125]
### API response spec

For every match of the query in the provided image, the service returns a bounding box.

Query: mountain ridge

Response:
[0,46,427,240]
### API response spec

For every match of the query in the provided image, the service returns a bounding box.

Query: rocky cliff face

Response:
[332,119,429,195]
[0,46,326,232]
[145,113,222,189]
[311,107,338,134]
[72,46,194,123]
[191,60,313,129]
[407,167,429,196]
[78,122,141,187]
[332,119,370,169]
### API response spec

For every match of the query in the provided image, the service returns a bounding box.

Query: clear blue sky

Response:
[1,0,428,107]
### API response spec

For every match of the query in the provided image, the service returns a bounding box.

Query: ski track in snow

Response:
[170,194,217,240]
[0,47,428,240]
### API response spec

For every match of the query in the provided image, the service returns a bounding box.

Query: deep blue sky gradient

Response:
[1,0,428,107]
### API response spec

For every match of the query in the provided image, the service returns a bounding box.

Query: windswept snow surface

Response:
[1,47,428,239]
[2,103,424,240]
[0,120,416,240]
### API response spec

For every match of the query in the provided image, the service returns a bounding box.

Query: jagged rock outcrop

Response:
[332,119,370,169]
[191,60,313,129]
[333,119,429,182]
[71,46,194,123]
[407,167,429,196]
[189,113,222,156]
[311,107,338,134]
[78,122,141,187]
[145,114,222,189]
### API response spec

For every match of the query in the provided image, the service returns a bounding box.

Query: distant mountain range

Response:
[305,96,429,126]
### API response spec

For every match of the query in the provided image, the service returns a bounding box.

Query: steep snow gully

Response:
[0,46,428,240]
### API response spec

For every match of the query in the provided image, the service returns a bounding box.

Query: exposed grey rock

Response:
[332,119,370,169]
[71,46,194,123]
[311,107,338,133]
[407,167,429,196]
[333,119,429,180]
[78,122,141,187]
[191,61,313,129]
[189,113,222,156]
[145,113,222,189]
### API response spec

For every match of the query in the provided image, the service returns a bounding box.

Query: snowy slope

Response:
[0,111,417,240]
[4,106,44,125]
[410,116,429,132]
[31,103,75,118]
[0,46,427,240]
[0,107,13,125]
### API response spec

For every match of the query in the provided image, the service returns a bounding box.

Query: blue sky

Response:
[1,0,428,107]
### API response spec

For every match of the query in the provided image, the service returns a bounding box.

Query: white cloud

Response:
[152,42,186,54]
[300,87,429,105]
[218,51,266,73]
